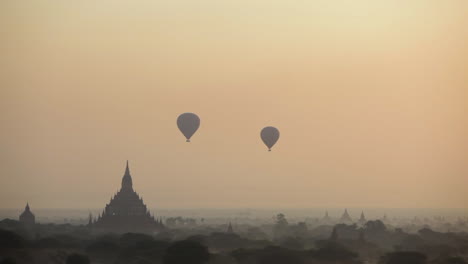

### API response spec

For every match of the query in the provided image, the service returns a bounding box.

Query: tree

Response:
[278,236,304,250]
[66,253,90,264]
[0,229,24,248]
[312,241,359,262]
[275,214,289,227]
[290,222,308,237]
[379,251,427,264]
[365,220,387,233]
[273,213,289,238]
[119,233,154,248]
[258,250,302,264]
[163,240,210,264]
[0,258,17,264]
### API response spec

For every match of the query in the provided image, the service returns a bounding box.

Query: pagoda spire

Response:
[88,212,93,226]
[340,208,352,223]
[322,210,331,222]
[358,211,367,225]
[121,160,133,191]
[125,160,130,175]
[227,222,234,233]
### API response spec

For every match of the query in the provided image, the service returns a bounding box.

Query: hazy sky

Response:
[1,0,467,209]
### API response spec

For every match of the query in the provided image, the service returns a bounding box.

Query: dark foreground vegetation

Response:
[1,215,467,264]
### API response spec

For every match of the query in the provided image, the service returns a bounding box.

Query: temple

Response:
[91,161,164,233]
[19,203,35,225]
[339,208,353,224]
[322,210,332,223]
[357,211,367,225]
[227,222,234,233]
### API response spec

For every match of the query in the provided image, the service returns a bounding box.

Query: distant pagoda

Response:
[322,210,332,223]
[227,222,234,233]
[357,211,367,225]
[339,209,353,224]
[19,203,35,225]
[92,161,164,233]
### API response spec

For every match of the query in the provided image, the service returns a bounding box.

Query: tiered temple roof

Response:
[92,161,164,233]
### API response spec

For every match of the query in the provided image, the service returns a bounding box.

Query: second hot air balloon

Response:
[261,126,280,151]
[177,113,200,142]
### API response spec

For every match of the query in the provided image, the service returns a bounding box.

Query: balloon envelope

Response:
[261,126,280,151]
[177,113,200,142]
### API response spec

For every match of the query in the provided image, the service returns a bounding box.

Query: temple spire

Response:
[340,208,352,223]
[358,211,367,225]
[227,222,234,233]
[88,212,93,226]
[121,160,133,191]
[322,210,331,222]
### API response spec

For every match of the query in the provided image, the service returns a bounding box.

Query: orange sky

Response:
[1,0,467,209]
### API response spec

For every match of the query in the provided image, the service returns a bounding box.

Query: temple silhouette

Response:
[19,203,35,225]
[340,208,353,224]
[358,211,367,225]
[90,161,164,233]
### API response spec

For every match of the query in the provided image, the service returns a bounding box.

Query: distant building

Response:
[87,213,93,227]
[340,209,353,224]
[322,211,332,223]
[227,222,234,233]
[91,161,164,233]
[358,211,367,225]
[19,203,35,225]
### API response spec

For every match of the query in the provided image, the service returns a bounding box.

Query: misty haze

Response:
[1,0,467,264]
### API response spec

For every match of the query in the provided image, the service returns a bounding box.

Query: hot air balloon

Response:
[177,113,200,142]
[261,126,280,151]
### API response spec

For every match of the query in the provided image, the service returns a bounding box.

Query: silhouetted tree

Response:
[119,233,154,248]
[163,240,210,264]
[278,236,304,250]
[207,232,243,250]
[313,241,359,262]
[66,253,90,264]
[232,246,303,264]
[432,256,468,264]
[365,220,387,233]
[275,213,288,226]
[0,229,24,248]
[258,250,303,264]
[290,222,308,238]
[447,257,468,264]
[0,258,16,264]
[273,213,289,238]
[85,239,120,256]
[444,257,468,264]
[35,237,62,248]
[379,251,427,264]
